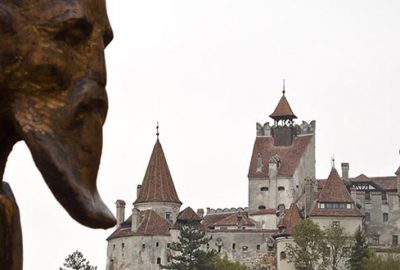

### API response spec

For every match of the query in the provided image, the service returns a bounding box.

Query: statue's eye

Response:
[55,17,93,46]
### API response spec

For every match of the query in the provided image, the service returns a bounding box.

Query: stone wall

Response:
[355,190,400,246]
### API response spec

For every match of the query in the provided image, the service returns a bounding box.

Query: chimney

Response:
[131,208,140,232]
[115,200,126,227]
[341,163,349,181]
[197,208,204,218]
[136,185,142,198]
[268,154,280,180]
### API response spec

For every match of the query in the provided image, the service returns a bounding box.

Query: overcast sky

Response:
[4,0,400,269]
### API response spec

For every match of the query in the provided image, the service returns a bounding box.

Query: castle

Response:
[105,90,400,270]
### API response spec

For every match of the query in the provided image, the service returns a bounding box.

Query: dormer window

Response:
[256,153,263,172]
[322,203,350,209]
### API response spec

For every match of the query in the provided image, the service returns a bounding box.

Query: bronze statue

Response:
[0,1,116,269]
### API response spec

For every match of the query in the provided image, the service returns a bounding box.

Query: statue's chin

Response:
[22,130,116,229]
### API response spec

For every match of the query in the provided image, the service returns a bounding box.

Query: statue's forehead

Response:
[11,0,109,25]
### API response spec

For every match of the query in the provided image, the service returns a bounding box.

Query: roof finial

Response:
[282,79,286,95]
[331,156,335,168]
[156,121,160,140]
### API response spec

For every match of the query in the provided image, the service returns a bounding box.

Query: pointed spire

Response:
[331,156,335,169]
[156,122,160,140]
[270,82,297,121]
[317,168,354,203]
[134,139,182,205]
[282,79,286,96]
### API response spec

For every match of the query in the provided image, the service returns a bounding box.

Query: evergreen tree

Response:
[161,222,217,270]
[361,249,400,270]
[59,250,97,270]
[286,219,328,270]
[347,226,369,270]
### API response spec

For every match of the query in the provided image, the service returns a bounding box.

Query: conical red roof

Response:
[277,203,301,235]
[317,168,353,203]
[270,94,297,120]
[177,207,202,222]
[134,140,181,204]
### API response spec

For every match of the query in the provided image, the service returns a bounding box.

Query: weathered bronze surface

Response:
[0,1,116,268]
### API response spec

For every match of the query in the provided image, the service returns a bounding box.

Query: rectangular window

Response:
[157,258,161,265]
[365,191,371,201]
[382,192,387,201]
[166,212,171,221]
[232,243,236,250]
[383,213,389,222]
[393,235,398,246]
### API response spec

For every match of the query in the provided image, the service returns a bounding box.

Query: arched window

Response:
[278,186,285,191]
[260,186,269,191]
[280,251,287,260]
[258,205,266,210]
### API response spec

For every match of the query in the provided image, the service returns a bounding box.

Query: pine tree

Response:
[347,226,369,270]
[59,250,97,270]
[161,222,217,270]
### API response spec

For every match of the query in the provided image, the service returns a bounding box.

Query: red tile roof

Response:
[134,140,181,204]
[107,209,171,240]
[308,208,363,217]
[248,135,313,177]
[277,203,301,235]
[177,207,202,222]
[270,94,297,120]
[317,180,326,190]
[212,212,255,227]
[317,168,354,203]
[351,175,398,191]
[202,213,233,228]
[309,168,362,218]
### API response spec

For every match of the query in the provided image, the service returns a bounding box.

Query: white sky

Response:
[3,0,400,269]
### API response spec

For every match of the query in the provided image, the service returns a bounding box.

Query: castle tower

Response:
[133,138,182,223]
[270,87,297,146]
[248,86,316,223]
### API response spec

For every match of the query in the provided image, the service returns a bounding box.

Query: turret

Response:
[133,129,182,222]
[270,81,297,146]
